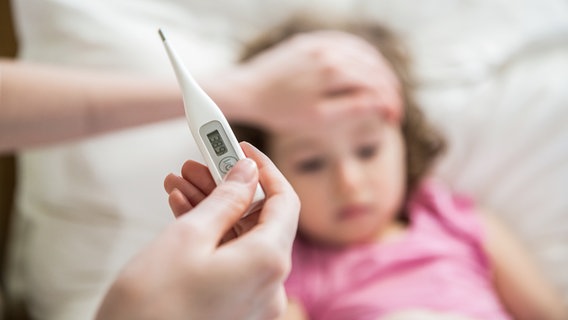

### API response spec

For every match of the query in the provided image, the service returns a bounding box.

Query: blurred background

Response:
[1,0,18,318]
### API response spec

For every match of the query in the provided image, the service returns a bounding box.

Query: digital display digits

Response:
[207,130,228,156]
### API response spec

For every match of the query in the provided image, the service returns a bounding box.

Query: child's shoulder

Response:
[410,178,475,211]
[408,178,484,243]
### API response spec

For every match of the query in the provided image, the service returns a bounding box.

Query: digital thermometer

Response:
[159,29,265,216]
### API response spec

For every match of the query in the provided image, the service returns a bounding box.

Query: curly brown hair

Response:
[232,15,446,219]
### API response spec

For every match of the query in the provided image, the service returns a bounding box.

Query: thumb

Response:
[178,158,259,245]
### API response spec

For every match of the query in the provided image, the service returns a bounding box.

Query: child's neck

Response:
[372,220,408,245]
[298,220,409,249]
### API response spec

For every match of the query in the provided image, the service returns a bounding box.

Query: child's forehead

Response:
[271,113,385,152]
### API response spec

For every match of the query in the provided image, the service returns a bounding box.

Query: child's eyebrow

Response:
[352,119,384,138]
[277,140,320,156]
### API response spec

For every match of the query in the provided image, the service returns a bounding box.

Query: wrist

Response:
[198,65,262,126]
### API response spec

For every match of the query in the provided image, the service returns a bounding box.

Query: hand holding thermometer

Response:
[159,29,265,217]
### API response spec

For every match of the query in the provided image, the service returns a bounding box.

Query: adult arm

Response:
[1,31,394,152]
[0,59,183,151]
[482,210,568,320]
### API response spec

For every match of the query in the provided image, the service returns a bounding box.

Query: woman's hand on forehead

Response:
[236,29,402,133]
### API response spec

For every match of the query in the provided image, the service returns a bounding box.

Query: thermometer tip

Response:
[158,29,166,42]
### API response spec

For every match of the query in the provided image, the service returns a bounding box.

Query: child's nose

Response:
[333,159,363,197]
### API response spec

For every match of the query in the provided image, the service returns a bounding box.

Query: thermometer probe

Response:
[159,29,265,216]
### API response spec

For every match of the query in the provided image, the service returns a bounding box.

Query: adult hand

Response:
[96,142,300,320]
[164,144,264,243]
[219,30,402,132]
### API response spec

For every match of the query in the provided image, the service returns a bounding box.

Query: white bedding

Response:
[7,0,568,319]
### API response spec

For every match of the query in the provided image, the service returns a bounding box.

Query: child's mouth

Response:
[338,205,371,221]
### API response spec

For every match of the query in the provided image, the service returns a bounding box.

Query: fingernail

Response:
[241,141,258,153]
[224,158,256,183]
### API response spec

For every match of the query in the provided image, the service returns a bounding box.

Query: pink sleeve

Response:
[413,180,486,246]
[284,241,311,305]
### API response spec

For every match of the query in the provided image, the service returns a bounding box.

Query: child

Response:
[164,17,567,320]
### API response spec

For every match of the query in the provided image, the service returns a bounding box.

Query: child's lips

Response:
[338,205,371,220]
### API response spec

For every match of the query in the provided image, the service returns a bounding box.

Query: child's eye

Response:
[356,144,380,160]
[295,157,326,173]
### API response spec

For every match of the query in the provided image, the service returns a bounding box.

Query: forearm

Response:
[483,213,568,320]
[0,59,184,152]
[496,271,567,320]
[493,248,568,320]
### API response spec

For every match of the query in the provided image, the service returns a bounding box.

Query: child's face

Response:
[269,113,406,246]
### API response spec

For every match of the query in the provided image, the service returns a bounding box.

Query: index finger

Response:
[240,142,300,251]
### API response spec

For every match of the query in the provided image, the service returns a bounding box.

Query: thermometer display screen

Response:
[207,130,228,156]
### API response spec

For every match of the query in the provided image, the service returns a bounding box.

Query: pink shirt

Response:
[285,181,511,320]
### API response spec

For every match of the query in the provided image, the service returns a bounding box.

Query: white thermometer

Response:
[159,29,265,216]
